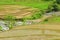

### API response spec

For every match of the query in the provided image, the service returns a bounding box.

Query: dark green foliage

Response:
[56,0,60,4]
[44,19,48,22]
[52,2,59,11]
[28,10,45,20]
[16,18,24,21]
[32,13,41,19]
[4,15,16,21]
[22,11,44,20]
[46,6,52,13]
[42,0,52,1]
[46,2,59,12]
[31,11,43,20]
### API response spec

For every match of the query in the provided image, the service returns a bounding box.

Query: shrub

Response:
[4,14,16,21]
[22,11,43,20]
[46,2,59,12]
[52,2,59,11]
[56,0,60,4]
[31,11,43,20]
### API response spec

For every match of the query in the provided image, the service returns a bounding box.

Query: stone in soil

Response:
[0,21,9,31]
[25,20,32,25]
[15,21,23,26]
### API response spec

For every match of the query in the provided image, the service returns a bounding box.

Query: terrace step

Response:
[0,5,38,19]
[0,24,60,40]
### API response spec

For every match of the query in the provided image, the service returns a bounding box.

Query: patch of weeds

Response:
[32,10,45,19]
[52,2,59,11]
[44,19,48,23]
[0,26,2,31]
[4,14,16,29]
[32,13,40,19]
[41,19,48,24]
[22,12,41,21]
[21,10,45,25]
[56,0,60,4]
[44,19,48,22]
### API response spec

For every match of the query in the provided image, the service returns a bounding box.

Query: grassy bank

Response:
[0,0,53,10]
[0,0,60,24]
[41,16,60,24]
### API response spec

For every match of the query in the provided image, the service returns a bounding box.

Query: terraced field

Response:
[0,24,60,40]
[0,5,38,19]
[0,5,60,40]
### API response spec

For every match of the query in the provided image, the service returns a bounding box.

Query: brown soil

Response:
[0,24,60,40]
[0,5,60,40]
[0,5,38,19]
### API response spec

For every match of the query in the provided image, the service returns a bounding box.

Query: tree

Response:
[52,2,59,11]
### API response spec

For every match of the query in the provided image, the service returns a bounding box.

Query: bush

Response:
[31,11,43,20]
[46,2,59,12]
[52,2,59,11]
[22,11,43,21]
[56,0,60,4]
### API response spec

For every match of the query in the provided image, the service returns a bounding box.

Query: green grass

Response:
[0,26,2,30]
[0,0,53,10]
[48,16,60,22]
[41,16,60,24]
[0,0,54,20]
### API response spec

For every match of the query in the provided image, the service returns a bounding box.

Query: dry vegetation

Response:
[0,24,60,40]
[0,5,38,19]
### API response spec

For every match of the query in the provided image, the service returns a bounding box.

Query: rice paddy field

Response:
[0,0,60,40]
